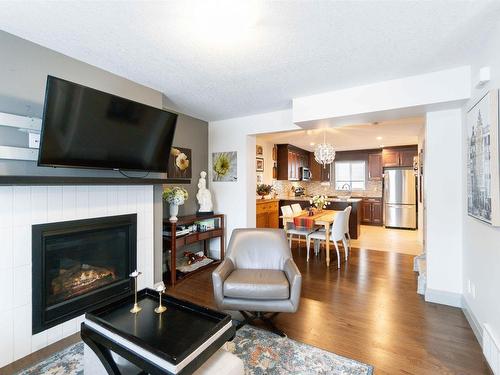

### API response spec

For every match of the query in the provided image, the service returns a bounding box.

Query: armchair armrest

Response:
[212,258,235,308]
[283,258,302,312]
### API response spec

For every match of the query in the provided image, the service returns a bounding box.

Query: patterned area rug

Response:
[17,326,372,375]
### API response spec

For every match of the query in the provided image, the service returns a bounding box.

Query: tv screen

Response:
[38,76,178,172]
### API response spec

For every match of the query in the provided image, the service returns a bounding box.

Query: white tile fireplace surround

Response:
[0,185,155,368]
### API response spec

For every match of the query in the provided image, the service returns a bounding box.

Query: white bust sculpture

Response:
[196,171,213,213]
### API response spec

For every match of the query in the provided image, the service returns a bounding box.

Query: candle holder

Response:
[129,270,142,314]
[154,282,167,314]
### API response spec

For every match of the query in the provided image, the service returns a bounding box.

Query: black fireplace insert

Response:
[32,214,137,334]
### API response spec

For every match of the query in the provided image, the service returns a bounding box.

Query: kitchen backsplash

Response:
[272,180,383,198]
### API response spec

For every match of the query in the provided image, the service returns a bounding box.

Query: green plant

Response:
[163,187,188,205]
[256,184,273,196]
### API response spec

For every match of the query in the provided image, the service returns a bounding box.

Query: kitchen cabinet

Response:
[256,200,279,228]
[400,149,417,167]
[361,198,383,226]
[368,153,383,180]
[309,153,331,182]
[277,144,309,180]
[382,146,417,168]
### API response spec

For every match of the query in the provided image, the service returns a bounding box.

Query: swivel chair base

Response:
[236,311,286,337]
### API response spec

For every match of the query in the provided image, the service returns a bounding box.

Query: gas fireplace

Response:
[32,214,137,334]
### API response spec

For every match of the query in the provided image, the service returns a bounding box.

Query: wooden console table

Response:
[163,214,225,286]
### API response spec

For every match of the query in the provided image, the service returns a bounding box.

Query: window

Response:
[334,161,366,190]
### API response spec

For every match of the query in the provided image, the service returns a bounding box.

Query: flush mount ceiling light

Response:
[187,0,261,47]
[314,129,335,168]
[376,136,383,140]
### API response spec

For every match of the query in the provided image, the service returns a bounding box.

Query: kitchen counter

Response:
[278,196,363,203]
[256,198,280,203]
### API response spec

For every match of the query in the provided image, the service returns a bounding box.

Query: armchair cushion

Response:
[223,269,290,300]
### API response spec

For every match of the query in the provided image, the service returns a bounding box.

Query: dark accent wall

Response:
[161,99,209,216]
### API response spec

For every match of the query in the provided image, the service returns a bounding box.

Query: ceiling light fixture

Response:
[314,129,336,168]
[310,142,315,146]
[376,136,383,140]
[188,1,260,47]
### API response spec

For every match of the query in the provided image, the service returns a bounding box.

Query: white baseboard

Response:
[462,297,483,347]
[483,323,500,374]
[424,288,463,308]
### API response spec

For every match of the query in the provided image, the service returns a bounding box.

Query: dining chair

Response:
[306,210,348,268]
[280,205,315,249]
[291,203,303,214]
[343,206,352,258]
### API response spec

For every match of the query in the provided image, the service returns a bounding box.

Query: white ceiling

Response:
[0,1,499,121]
[257,117,424,152]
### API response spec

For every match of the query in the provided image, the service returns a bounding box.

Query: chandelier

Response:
[314,129,336,167]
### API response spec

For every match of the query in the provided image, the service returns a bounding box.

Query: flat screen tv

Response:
[38,76,178,172]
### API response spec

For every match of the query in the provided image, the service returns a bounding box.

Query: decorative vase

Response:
[258,192,267,199]
[169,203,179,222]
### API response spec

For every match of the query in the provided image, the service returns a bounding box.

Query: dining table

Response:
[281,209,340,267]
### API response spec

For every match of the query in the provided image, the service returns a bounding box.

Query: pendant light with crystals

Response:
[314,129,336,168]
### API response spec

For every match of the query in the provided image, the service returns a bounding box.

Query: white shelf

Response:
[0,112,42,161]
[0,146,38,161]
[0,112,41,132]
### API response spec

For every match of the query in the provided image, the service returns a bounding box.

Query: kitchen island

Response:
[278,196,362,239]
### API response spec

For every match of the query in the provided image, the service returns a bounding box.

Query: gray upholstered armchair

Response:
[212,228,302,337]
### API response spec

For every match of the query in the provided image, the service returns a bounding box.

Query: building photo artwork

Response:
[467,90,499,224]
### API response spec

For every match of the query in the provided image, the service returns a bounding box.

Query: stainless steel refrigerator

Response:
[383,168,417,229]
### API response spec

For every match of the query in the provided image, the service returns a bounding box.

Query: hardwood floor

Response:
[167,245,491,374]
[1,245,489,374]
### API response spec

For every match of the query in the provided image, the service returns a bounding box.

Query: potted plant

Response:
[310,195,328,211]
[163,187,189,222]
[256,184,273,199]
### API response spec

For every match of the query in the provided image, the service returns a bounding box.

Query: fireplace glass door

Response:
[32,214,136,334]
[45,226,129,306]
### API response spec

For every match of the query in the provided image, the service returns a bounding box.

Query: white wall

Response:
[0,185,154,367]
[209,110,299,240]
[424,109,464,307]
[462,22,500,347]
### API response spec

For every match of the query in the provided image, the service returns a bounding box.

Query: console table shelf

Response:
[163,214,225,286]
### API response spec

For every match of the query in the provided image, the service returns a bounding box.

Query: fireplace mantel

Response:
[0,176,188,185]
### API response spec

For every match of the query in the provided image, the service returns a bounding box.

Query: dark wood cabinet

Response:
[361,198,383,226]
[361,201,373,224]
[400,149,417,167]
[309,153,330,182]
[368,153,383,180]
[382,146,417,168]
[382,149,401,167]
[277,144,309,181]
[372,201,383,225]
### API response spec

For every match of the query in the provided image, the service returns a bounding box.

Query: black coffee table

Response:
[81,288,234,375]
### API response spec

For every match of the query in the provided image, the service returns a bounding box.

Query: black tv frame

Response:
[37,76,177,173]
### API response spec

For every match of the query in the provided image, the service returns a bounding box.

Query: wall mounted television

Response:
[38,76,178,173]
